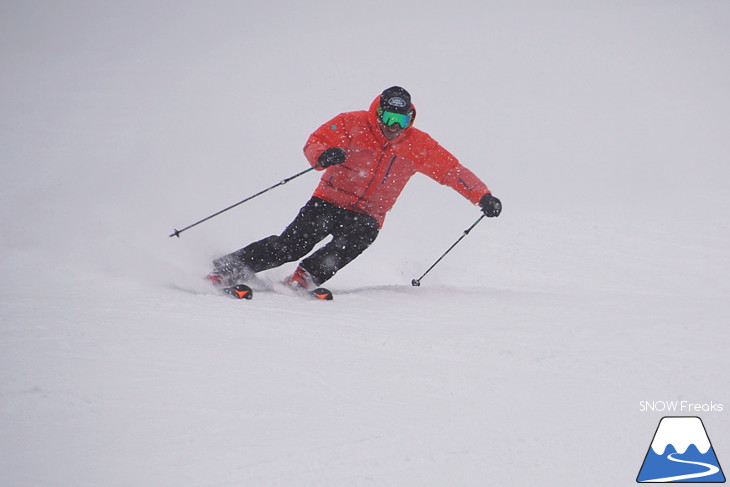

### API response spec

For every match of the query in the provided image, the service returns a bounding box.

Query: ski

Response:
[220,284,333,301]
[221,284,253,300]
[309,287,334,300]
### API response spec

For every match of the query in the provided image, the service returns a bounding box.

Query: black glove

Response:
[479,193,502,217]
[318,147,347,168]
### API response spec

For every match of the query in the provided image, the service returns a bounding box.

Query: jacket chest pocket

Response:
[378,154,416,187]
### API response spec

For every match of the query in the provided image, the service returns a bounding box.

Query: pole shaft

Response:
[170,165,318,238]
[413,214,485,284]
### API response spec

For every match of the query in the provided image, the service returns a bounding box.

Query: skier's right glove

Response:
[318,147,347,168]
[479,193,502,217]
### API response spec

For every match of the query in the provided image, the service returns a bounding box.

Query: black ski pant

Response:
[214,197,380,285]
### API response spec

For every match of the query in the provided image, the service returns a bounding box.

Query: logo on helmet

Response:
[388,97,407,108]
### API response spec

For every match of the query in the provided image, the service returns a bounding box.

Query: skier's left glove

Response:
[318,147,347,168]
[479,193,502,217]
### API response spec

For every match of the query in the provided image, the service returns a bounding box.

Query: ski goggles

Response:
[378,107,412,128]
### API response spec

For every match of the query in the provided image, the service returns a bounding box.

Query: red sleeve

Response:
[303,114,350,170]
[417,137,490,205]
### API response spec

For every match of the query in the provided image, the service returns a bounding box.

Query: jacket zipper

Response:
[381,155,397,184]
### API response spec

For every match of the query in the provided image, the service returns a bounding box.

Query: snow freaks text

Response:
[639,401,724,413]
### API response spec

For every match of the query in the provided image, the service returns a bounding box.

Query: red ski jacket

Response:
[303,96,490,227]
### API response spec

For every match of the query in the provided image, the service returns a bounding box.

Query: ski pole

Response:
[169,164,320,238]
[411,214,485,286]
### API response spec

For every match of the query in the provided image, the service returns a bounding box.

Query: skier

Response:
[206,86,502,290]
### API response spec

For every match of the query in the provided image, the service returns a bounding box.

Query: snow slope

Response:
[2,1,729,486]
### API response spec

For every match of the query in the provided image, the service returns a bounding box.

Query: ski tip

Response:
[223,284,253,300]
[310,287,333,301]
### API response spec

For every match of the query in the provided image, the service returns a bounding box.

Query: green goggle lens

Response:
[379,109,412,128]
